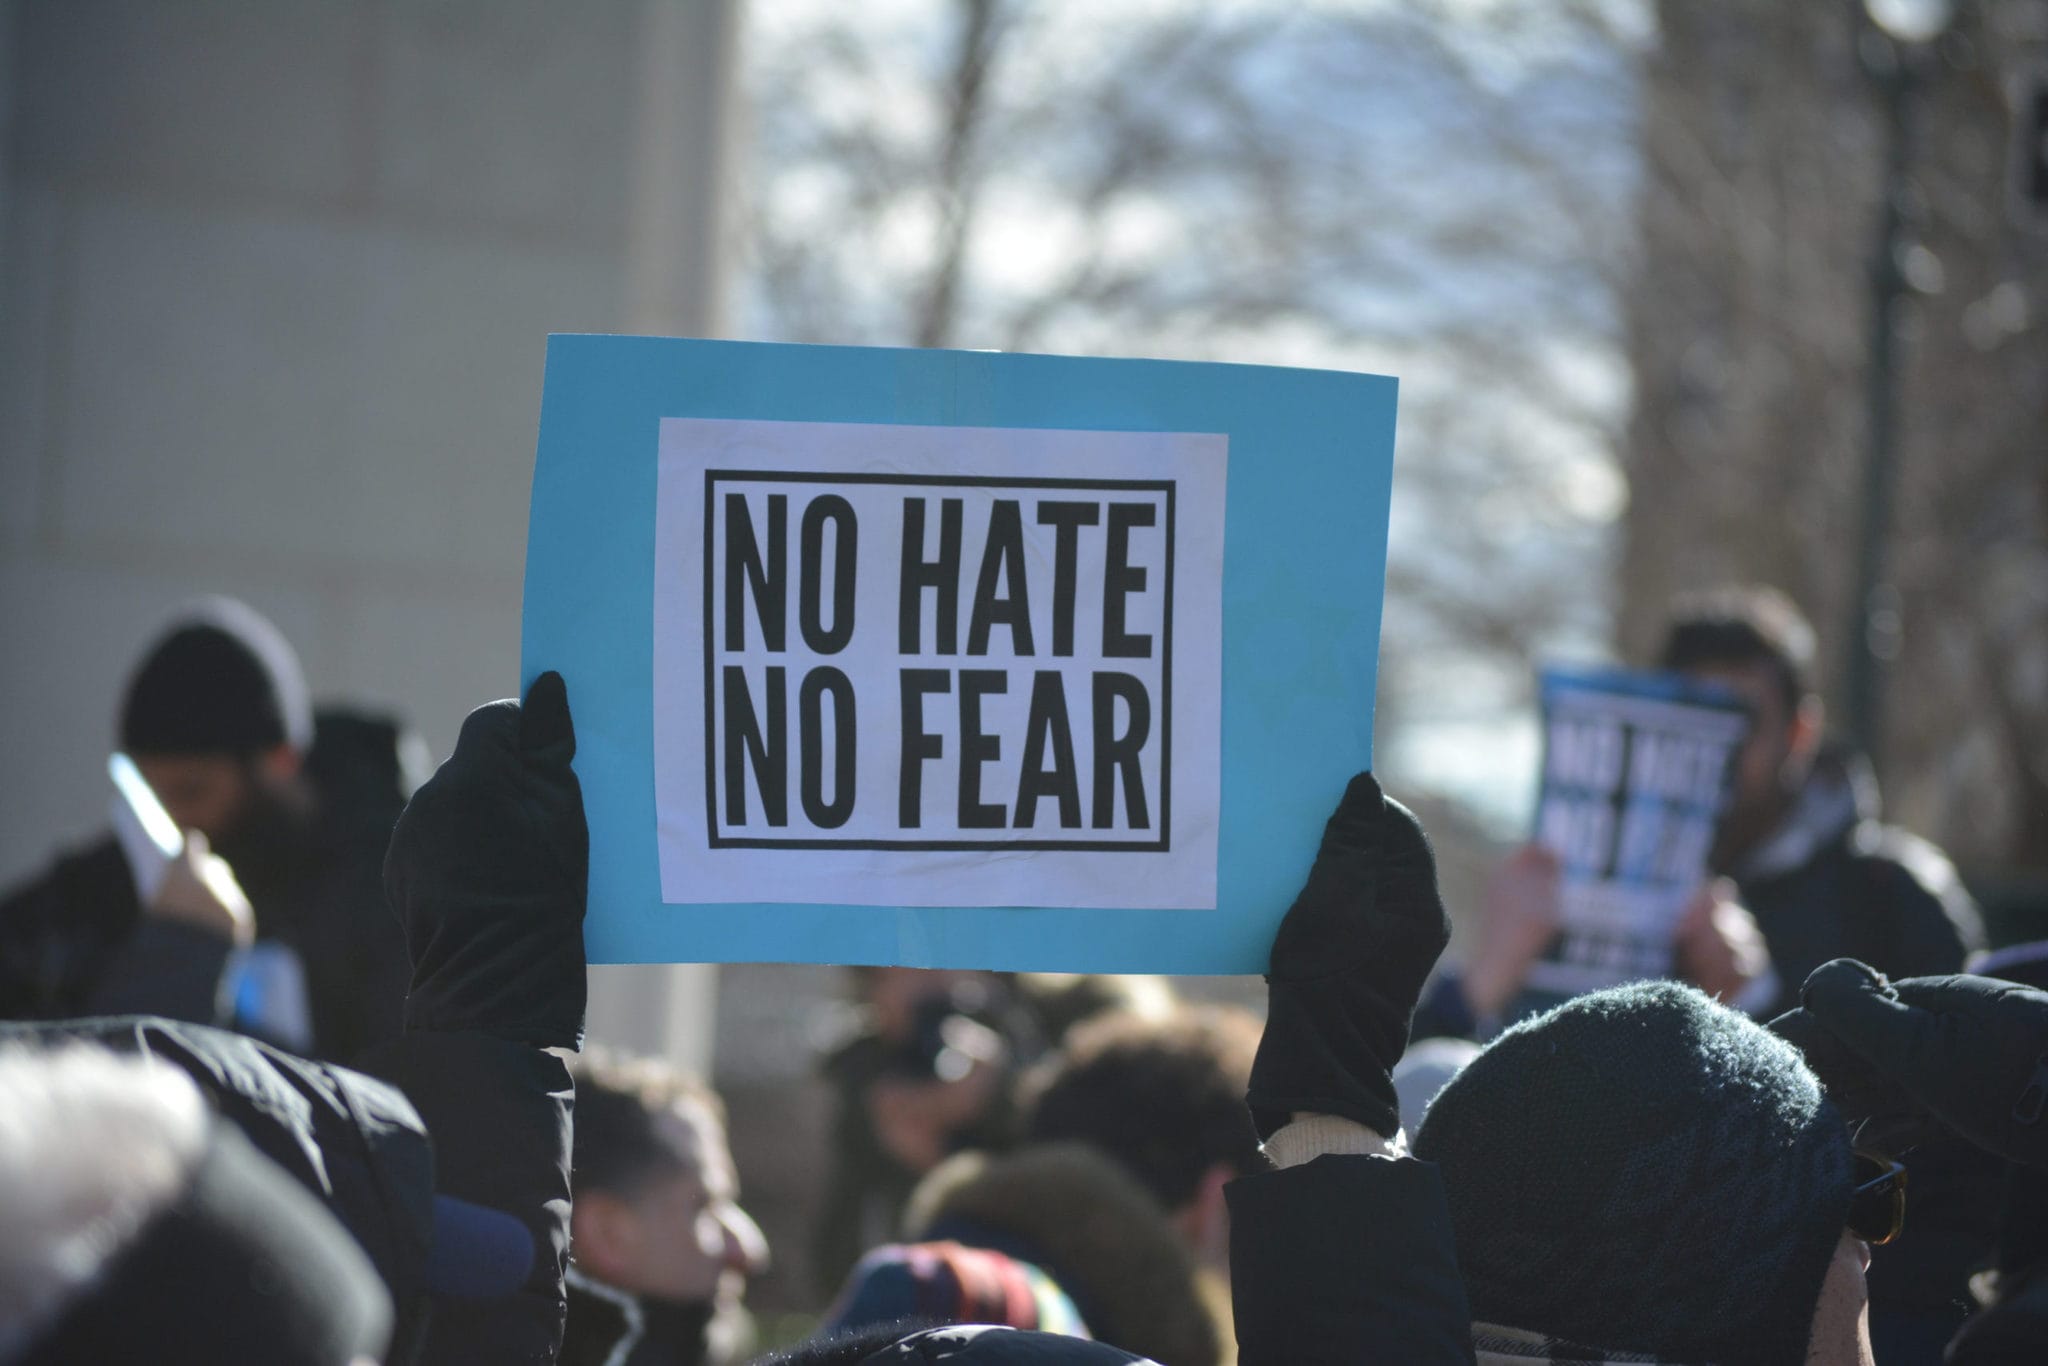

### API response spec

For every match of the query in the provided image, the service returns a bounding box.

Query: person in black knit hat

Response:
[117,596,316,828]
[1224,773,1895,1364]
[0,597,415,1062]
[1413,980,1862,1364]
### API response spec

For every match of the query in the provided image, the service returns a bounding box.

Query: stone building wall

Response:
[0,0,741,1066]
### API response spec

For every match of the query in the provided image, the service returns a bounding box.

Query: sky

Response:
[741,0,1654,834]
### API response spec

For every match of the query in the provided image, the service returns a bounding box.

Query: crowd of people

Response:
[0,587,2042,1365]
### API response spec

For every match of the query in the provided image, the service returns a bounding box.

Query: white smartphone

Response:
[109,752,182,905]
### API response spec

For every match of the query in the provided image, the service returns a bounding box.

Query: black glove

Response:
[1769,1003,1935,1153]
[1782,958,2048,1168]
[1245,773,1452,1141]
[384,672,588,1049]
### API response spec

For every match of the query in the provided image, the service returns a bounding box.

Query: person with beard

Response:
[1,669,590,1365]
[1662,589,1997,1363]
[1415,585,1981,1042]
[1657,585,1983,1014]
[561,1049,770,1366]
[0,597,414,1062]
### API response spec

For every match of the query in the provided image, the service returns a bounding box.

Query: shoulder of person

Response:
[1847,822,1986,957]
[1849,821,1971,904]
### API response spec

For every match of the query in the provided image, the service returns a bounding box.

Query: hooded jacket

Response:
[1227,1153,1473,1366]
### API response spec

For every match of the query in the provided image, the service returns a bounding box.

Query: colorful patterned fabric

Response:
[826,1240,1089,1339]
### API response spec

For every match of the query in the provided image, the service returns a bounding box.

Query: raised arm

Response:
[368,670,589,1365]
[1231,773,1475,1366]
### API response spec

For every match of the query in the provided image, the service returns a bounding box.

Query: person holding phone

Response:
[0,597,414,1062]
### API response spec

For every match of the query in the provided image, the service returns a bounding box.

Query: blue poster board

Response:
[1519,663,1749,1007]
[521,336,1395,972]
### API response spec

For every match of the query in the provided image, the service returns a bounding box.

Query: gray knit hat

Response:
[1413,981,1852,1366]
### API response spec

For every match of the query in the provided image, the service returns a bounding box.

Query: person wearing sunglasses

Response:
[1776,958,2048,1364]
[1230,772,1895,1366]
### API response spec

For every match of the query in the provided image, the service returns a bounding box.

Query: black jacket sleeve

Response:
[0,838,239,1029]
[365,1029,574,1366]
[1229,1154,1475,1366]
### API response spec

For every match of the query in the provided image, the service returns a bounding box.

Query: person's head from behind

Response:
[1413,981,1869,1366]
[0,1043,388,1365]
[120,596,314,844]
[1020,1005,1261,1270]
[568,1050,767,1310]
[1658,585,1824,863]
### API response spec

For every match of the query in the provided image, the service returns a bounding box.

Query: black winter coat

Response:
[1229,1154,1475,1365]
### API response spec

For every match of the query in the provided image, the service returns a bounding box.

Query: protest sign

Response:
[522,337,1396,972]
[1521,665,1749,1001]
[658,418,1222,912]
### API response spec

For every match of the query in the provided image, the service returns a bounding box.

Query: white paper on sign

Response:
[652,417,1226,910]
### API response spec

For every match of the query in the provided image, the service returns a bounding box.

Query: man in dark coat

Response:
[1658,585,1983,1011]
[0,670,589,1365]
[0,597,414,1062]
[1661,587,1993,1361]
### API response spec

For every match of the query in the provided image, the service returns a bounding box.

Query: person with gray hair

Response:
[0,1042,391,1364]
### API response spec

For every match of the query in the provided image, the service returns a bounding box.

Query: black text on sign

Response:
[703,472,1175,852]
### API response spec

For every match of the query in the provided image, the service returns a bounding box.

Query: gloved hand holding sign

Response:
[384,671,589,1050]
[1246,773,1452,1142]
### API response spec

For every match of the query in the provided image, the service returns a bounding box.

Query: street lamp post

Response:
[1843,0,1951,769]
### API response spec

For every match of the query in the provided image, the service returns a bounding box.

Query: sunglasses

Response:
[1847,1151,1907,1246]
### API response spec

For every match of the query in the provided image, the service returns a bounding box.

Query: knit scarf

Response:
[1472,1321,1703,1365]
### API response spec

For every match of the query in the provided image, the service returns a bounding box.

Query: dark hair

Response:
[1019,1006,1261,1212]
[1658,585,1817,714]
[568,1049,725,1198]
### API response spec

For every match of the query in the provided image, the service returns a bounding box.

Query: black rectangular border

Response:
[703,469,1174,853]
